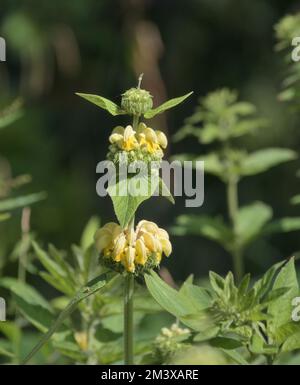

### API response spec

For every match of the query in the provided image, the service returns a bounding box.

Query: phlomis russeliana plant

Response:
[76,74,192,364]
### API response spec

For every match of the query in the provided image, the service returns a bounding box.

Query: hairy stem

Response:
[124,273,134,364]
[227,176,244,281]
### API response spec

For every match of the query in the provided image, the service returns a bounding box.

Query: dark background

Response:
[1,0,300,281]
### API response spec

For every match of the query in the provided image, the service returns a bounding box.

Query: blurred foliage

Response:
[172,89,299,280]
[275,12,300,102]
[1,0,300,365]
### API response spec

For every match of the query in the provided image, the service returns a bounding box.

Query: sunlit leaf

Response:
[144,92,193,119]
[76,93,125,116]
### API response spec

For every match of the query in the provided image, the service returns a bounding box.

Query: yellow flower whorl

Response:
[94,220,172,274]
[108,123,168,162]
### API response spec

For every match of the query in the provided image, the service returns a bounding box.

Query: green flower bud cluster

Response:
[121,88,153,116]
[153,323,190,363]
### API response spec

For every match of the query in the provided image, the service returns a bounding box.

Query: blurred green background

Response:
[1,0,300,281]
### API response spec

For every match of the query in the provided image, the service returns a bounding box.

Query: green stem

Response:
[124,273,134,365]
[123,77,142,364]
[227,176,244,281]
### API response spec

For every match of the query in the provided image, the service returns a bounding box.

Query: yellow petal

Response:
[124,246,135,272]
[135,239,147,265]
[156,130,168,149]
[157,228,170,240]
[126,228,136,245]
[113,233,127,256]
[137,122,147,134]
[160,238,172,257]
[95,233,112,253]
[142,232,157,252]
[109,133,123,144]
[123,125,136,141]
[137,220,158,234]
[111,126,125,135]
[144,127,158,143]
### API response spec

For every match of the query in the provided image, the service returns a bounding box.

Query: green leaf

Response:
[210,337,243,350]
[281,332,300,352]
[179,282,212,312]
[268,258,299,329]
[75,93,125,116]
[249,333,278,355]
[80,216,101,250]
[0,99,23,130]
[32,241,75,296]
[291,194,300,205]
[0,278,54,332]
[107,173,159,227]
[193,326,219,341]
[221,349,249,365]
[22,273,108,364]
[180,312,216,333]
[144,270,194,317]
[238,274,251,297]
[253,260,285,300]
[0,192,46,212]
[209,271,225,296]
[0,341,14,358]
[240,148,297,176]
[236,202,273,248]
[158,178,175,204]
[144,92,193,119]
[0,213,10,222]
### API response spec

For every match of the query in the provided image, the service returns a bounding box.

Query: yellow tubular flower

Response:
[108,123,168,157]
[109,125,138,151]
[156,130,168,149]
[94,220,172,273]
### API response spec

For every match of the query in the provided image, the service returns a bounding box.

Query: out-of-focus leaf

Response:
[0,213,10,222]
[235,202,273,248]
[263,217,300,235]
[171,215,233,250]
[291,194,300,205]
[32,242,75,296]
[240,148,297,176]
[0,278,54,332]
[0,192,46,212]
[80,216,100,250]
[144,92,193,119]
[0,99,23,130]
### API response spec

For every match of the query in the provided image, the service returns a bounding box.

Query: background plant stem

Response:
[227,176,243,281]
[123,101,140,364]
